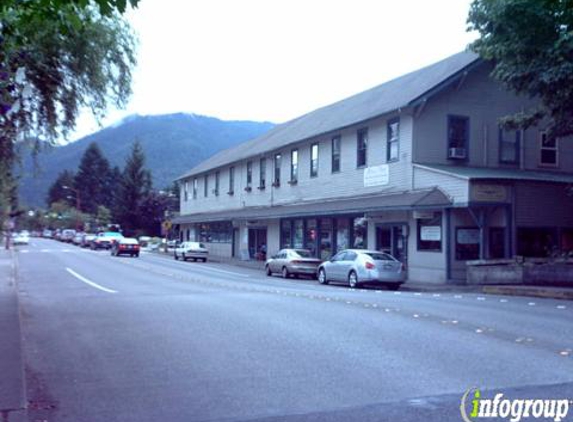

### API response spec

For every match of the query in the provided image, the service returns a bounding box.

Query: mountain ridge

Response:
[19,113,275,207]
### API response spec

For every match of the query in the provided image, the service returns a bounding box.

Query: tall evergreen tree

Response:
[116,140,152,233]
[46,170,76,207]
[74,142,112,214]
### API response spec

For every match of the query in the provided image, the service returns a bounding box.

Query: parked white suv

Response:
[174,242,208,262]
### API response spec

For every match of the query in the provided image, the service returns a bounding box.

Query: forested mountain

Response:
[19,113,274,207]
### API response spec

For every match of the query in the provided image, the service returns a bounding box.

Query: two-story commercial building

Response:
[173,51,573,284]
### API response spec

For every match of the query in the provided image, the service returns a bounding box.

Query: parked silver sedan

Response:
[317,249,405,290]
[265,248,322,279]
[174,241,208,262]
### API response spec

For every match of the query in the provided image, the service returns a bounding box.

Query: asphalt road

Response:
[15,238,573,422]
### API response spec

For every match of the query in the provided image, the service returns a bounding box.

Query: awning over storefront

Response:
[172,188,451,225]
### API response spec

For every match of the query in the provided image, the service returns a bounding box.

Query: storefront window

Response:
[281,220,292,248]
[336,218,350,252]
[517,227,557,257]
[455,227,480,260]
[320,218,333,260]
[293,219,304,248]
[304,219,318,256]
[417,213,442,251]
[352,217,368,249]
[196,222,232,243]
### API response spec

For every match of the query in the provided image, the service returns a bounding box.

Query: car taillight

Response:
[365,261,375,270]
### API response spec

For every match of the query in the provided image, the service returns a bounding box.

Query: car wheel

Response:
[318,268,329,285]
[182,253,186,261]
[348,271,359,288]
[387,283,400,291]
[202,258,207,262]
[265,265,272,276]
[134,253,139,258]
[282,266,290,279]
[174,253,179,260]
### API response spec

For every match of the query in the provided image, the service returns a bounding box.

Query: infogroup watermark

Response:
[460,388,571,422]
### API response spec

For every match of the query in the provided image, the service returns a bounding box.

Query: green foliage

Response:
[468,0,573,138]
[0,0,137,230]
[74,142,113,213]
[46,169,76,207]
[114,140,152,233]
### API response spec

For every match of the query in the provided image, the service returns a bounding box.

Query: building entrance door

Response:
[376,225,407,264]
[248,228,267,260]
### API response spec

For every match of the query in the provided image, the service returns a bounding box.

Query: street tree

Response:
[46,169,76,207]
[115,141,151,234]
[0,0,138,229]
[468,0,573,138]
[74,142,112,214]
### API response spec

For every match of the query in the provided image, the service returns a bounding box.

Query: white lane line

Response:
[189,265,251,278]
[65,267,118,294]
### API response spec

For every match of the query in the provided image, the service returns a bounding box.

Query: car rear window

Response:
[293,249,312,258]
[364,252,393,261]
[121,238,139,244]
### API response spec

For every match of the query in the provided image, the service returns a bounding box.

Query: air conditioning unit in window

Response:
[448,147,467,159]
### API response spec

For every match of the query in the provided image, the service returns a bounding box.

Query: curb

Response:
[482,285,573,301]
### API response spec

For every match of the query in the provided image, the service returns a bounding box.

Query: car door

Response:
[339,251,357,280]
[327,251,346,281]
[270,250,284,273]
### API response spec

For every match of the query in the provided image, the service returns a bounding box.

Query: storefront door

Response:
[376,225,407,264]
[248,228,267,260]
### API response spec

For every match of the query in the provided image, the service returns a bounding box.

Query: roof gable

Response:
[178,50,481,180]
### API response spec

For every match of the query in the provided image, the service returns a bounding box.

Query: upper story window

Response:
[228,166,234,195]
[214,171,220,196]
[259,158,266,189]
[290,149,298,184]
[203,174,208,197]
[357,128,368,168]
[387,118,400,162]
[310,143,319,177]
[331,136,341,173]
[539,131,559,167]
[183,181,188,202]
[246,161,253,190]
[274,153,281,187]
[447,115,469,160]
[193,178,198,199]
[499,127,520,164]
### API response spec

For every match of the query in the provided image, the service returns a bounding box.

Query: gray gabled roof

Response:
[172,188,451,224]
[177,51,481,181]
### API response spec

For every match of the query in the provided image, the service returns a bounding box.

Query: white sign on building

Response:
[364,164,390,187]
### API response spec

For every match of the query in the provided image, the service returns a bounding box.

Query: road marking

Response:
[500,299,508,303]
[65,268,118,294]
[528,302,536,306]
[557,305,567,309]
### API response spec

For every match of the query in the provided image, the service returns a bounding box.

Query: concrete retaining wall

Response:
[467,258,573,286]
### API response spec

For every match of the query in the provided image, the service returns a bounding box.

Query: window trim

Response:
[245,161,253,192]
[416,213,443,252]
[447,115,470,161]
[538,131,559,167]
[192,178,198,199]
[356,128,368,168]
[310,142,319,178]
[273,153,281,187]
[259,157,266,190]
[203,174,208,198]
[498,127,521,165]
[331,135,341,173]
[289,148,298,184]
[214,171,220,196]
[228,166,234,195]
[386,118,400,163]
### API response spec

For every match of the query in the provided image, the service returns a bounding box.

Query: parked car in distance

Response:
[110,237,140,257]
[174,242,208,262]
[72,232,85,246]
[13,232,30,245]
[265,248,322,279]
[42,229,53,238]
[81,234,97,248]
[61,229,76,243]
[317,249,405,290]
[91,231,124,250]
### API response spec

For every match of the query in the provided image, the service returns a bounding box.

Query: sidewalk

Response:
[151,250,573,300]
[0,248,27,422]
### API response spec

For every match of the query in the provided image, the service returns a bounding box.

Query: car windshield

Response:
[293,249,312,258]
[363,252,394,261]
[121,238,139,245]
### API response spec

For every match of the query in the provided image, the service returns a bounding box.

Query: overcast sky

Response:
[70,0,477,141]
